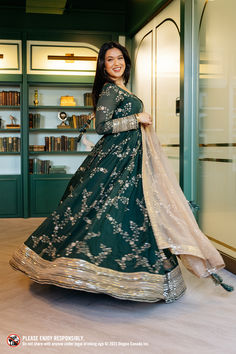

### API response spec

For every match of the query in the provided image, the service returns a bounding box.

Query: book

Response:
[29,145,45,152]
[6,125,21,129]
[84,92,93,106]
[72,115,77,129]
[49,165,67,174]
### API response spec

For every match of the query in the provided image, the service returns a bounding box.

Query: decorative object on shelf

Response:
[81,135,95,151]
[0,118,3,128]
[57,111,70,129]
[33,89,39,106]
[60,95,76,106]
[6,115,20,129]
[84,92,93,106]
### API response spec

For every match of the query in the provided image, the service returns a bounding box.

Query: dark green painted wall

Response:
[0,1,171,38]
[126,0,172,36]
[0,8,125,34]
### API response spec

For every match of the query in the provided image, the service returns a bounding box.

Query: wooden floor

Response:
[1,217,236,354]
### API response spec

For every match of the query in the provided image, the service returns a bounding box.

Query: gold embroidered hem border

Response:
[9,244,186,303]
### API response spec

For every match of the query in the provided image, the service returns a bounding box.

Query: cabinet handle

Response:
[176,97,180,116]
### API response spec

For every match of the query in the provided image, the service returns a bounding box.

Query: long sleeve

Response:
[95,84,139,135]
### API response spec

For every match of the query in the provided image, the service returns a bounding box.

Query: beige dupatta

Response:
[141,125,225,278]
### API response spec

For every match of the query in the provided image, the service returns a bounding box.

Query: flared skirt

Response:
[10,128,186,302]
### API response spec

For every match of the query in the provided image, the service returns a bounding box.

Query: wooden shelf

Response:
[30,173,73,177]
[0,129,21,132]
[0,151,20,154]
[29,151,89,155]
[29,128,96,133]
[0,105,20,109]
[29,105,93,110]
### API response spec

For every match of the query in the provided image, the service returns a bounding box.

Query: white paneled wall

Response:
[132,0,180,178]
[197,0,236,258]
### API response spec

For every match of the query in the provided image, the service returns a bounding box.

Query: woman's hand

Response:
[136,112,152,126]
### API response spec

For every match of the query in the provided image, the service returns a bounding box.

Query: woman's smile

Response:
[104,47,126,83]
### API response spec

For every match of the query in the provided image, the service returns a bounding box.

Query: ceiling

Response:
[0,0,127,15]
[0,0,170,37]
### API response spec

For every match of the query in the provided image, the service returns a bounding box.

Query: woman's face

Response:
[104,47,126,82]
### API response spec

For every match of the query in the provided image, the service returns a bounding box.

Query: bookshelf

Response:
[0,82,22,217]
[0,78,100,217]
[27,82,99,216]
[0,36,118,218]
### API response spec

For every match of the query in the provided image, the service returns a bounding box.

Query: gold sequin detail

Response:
[9,244,186,303]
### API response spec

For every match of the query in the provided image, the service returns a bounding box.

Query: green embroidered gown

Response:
[9,83,186,303]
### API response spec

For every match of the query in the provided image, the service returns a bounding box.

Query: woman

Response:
[9,42,233,303]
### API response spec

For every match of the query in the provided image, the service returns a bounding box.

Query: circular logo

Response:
[7,334,20,347]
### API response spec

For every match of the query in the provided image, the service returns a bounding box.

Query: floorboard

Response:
[1,218,235,354]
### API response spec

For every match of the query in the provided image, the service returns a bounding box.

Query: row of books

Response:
[0,91,20,106]
[0,137,21,152]
[28,113,95,130]
[29,158,67,174]
[45,136,78,151]
[29,113,40,128]
[0,92,91,108]
[68,115,95,129]
[29,158,50,174]
[29,136,78,152]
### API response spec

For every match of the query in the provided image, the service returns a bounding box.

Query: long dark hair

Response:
[92,41,131,110]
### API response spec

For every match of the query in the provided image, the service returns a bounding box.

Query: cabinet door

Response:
[0,175,22,217]
[30,174,72,216]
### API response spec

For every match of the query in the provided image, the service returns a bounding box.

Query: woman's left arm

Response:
[95,84,139,135]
